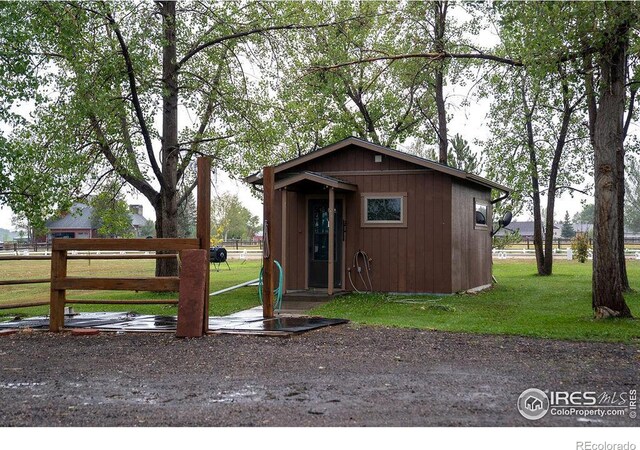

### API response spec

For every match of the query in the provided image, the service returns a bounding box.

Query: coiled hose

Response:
[258,260,283,311]
[348,250,373,293]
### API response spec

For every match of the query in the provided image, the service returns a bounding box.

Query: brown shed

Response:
[246,137,510,296]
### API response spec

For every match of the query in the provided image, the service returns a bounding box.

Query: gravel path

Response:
[0,325,638,426]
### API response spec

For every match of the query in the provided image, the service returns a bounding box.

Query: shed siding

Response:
[450,181,492,292]
[278,170,453,293]
[290,144,425,173]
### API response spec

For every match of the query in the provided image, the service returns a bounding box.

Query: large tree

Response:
[484,61,588,276]
[493,1,637,316]
[580,4,636,316]
[271,1,493,159]
[0,1,355,276]
[266,2,434,153]
[211,193,259,241]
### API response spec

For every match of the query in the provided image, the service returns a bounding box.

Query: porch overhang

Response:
[274,171,357,192]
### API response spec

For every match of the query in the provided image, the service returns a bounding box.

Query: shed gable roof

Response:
[246,137,510,193]
[274,171,357,191]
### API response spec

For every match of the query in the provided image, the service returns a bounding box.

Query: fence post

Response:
[196,157,211,334]
[176,249,207,338]
[262,166,275,319]
[49,244,67,332]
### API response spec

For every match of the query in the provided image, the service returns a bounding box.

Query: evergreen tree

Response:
[561,211,576,239]
[448,134,484,173]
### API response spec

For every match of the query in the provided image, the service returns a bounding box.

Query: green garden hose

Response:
[258,260,283,311]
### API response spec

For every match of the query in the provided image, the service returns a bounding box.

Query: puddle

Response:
[0,310,348,335]
[209,386,262,404]
[0,382,46,389]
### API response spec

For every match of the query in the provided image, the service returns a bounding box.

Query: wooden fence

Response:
[48,238,201,331]
[496,237,640,251]
[0,157,212,334]
[0,252,179,309]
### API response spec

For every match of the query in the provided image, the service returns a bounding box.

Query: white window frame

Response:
[361,192,407,228]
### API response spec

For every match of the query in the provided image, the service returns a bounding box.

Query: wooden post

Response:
[262,166,275,319]
[328,187,335,296]
[281,188,287,295]
[176,249,207,338]
[196,157,211,334]
[49,244,67,332]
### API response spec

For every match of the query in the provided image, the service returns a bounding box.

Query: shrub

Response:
[492,230,522,250]
[571,233,591,263]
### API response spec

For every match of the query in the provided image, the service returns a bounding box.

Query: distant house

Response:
[572,223,593,235]
[46,203,96,240]
[47,203,149,240]
[128,205,149,237]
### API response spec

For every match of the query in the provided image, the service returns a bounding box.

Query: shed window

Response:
[361,193,407,228]
[475,199,489,229]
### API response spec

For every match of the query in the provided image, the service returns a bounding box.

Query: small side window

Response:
[475,199,489,229]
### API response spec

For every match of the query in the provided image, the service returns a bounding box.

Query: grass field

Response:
[1,258,639,342]
[311,259,640,342]
[0,258,263,320]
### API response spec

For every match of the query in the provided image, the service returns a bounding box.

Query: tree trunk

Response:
[434,1,448,165]
[592,22,632,318]
[521,83,545,275]
[542,70,574,276]
[156,1,180,277]
[618,144,630,291]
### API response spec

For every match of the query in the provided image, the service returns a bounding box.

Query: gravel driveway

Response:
[0,325,638,426]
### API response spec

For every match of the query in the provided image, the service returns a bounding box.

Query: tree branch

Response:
[308,51,523,73]
[89,114,159,205]
[624,85,637,141]
[539,185,590,196]
[178,15,381,69]
[102,6,165,190]
[177,176,198,208]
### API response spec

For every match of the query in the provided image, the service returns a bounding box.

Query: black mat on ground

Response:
[0,312,138,329]
[218,316,349,333]
[0,312,348,334]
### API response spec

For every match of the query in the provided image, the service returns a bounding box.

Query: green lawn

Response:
[0,259,262,320]
[2,257,639,342]
[311,259,640,343]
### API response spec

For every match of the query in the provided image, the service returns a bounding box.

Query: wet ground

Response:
[0,308,347,335]
[0,325,638,427]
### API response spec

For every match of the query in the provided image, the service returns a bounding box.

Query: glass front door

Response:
[308,198,342,288]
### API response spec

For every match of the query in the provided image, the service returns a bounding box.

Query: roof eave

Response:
[244,137,512,194]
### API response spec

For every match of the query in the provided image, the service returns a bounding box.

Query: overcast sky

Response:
[0,93,596,231]
[0,7,605,231]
